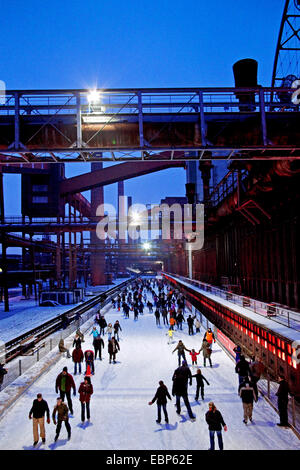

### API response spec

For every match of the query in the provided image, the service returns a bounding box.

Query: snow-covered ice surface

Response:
[0,302,299,450]
[0,278,130,343]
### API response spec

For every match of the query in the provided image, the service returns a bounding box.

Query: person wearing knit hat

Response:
[55,367,76,415]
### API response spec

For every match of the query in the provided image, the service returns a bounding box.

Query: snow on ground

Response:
[0,293,299,451]
[0,278,130,343]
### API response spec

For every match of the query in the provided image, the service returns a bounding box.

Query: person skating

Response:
[93,334,105,360]
[148,380,172,424]
[187,315,196,335]
[203,328,216,349]
[238,377,257,424]
[169,316,176,330]
[78,376,93,423]
[108,336,120,364]
[76,328,85,343]
[195,318,201,334]
[58,338,71,358]
[233,345,242,363]
[199,339,213,367]
[154,308,161,326]
[29,393,50,446]
[176,311,185,330]
[90,326,100,340]
[72,334,82,350]
[172,361,195,420]
[166,328,174,344]
[52,397,71,442]
[189,349,200,366]
[276,375,290,427]
[106,323,113,341]
[55,366,76,415]
[84,349,95,375]
[0,363,7,391]
[172,340,190,366]
[113,320,122,341]
[192,369,210,401]
[72,344,84,375]
[249,356,264,398]
[99,315,107,336]
[235,355,250,385]
[205,402,227,450]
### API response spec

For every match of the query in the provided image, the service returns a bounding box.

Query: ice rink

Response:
[0,299,299,451]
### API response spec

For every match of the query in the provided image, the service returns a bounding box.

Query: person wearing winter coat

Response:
[148,380,172,424]
[172,340,190,366]
[205,402,227,450]
[172,361,195,420]
[235,355,250,385]
[72,345,84,375]
[176,312,185,330]
[90,326,100,340]
[52,397,71,442]
[29,393,50,446]
[187,315,196,335]
[147,301,153,313]
[106,323,113,341]
[239,378,257,424]
[76,328,85,343]
[249,356,264,397]
[161,307,169,326]
[189,349,200,366]
[113,320,122,341]
[276,376,290,427]
[78,376,93,423]
[108,337,120,364]
[93,334,105,360]
[233,345,242,363]
[58,338,71,358]
[199,339,212,367]
[154,309,161,326]
[204,328,216,348]
[0,363,7,390]
[55,367,76,415]
[166,328,174,344]
[192,369,210,400]
[169,316,176,330]
[84,350,95,375]
[72,334,81,350]
[99,316,107,335]
[195,318,201,333]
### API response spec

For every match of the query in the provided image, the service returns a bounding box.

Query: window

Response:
[32,184,48,192]
[32,196,48,203]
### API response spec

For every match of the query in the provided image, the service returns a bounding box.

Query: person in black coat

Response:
[172,361,195,420]
[29,393,50,446]
[99,316,107,335]
[205,402,227,450]
[235,355,250,385]
[93,335,105,360]
[187,315,195,335]
[238,378,257,424]
[192,369,210,400]
[148,380,172,424]
[276,376,290,427]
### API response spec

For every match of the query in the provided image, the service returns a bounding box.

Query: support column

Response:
[91,162,106,285]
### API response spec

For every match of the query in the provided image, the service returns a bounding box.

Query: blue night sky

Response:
[1,0,283,216]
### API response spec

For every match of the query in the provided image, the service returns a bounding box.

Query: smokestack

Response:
[233,58,258,111]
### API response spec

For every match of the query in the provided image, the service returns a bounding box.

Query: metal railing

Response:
[164,272,300,332]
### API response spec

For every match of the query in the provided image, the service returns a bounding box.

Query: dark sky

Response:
[1,0,283,216]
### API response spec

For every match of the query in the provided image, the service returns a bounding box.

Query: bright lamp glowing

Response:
[87,90,101,104]
[130,212,141,224]
[143,242,151,250]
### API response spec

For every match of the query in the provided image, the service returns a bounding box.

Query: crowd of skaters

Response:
[25,276,292,450]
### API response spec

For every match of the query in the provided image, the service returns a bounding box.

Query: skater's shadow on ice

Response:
[101,368,117,389]
[23,444,45,451]
[154,422,178,432]
[250,420,276,427]
[48,439,68,450]
[77,421,93,430]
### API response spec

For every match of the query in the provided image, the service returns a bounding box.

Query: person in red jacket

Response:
[84,350,95,375]
[189,349,200,366]
[72,345,84,375]
[55,367,76,415]
[78,376,93,423]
